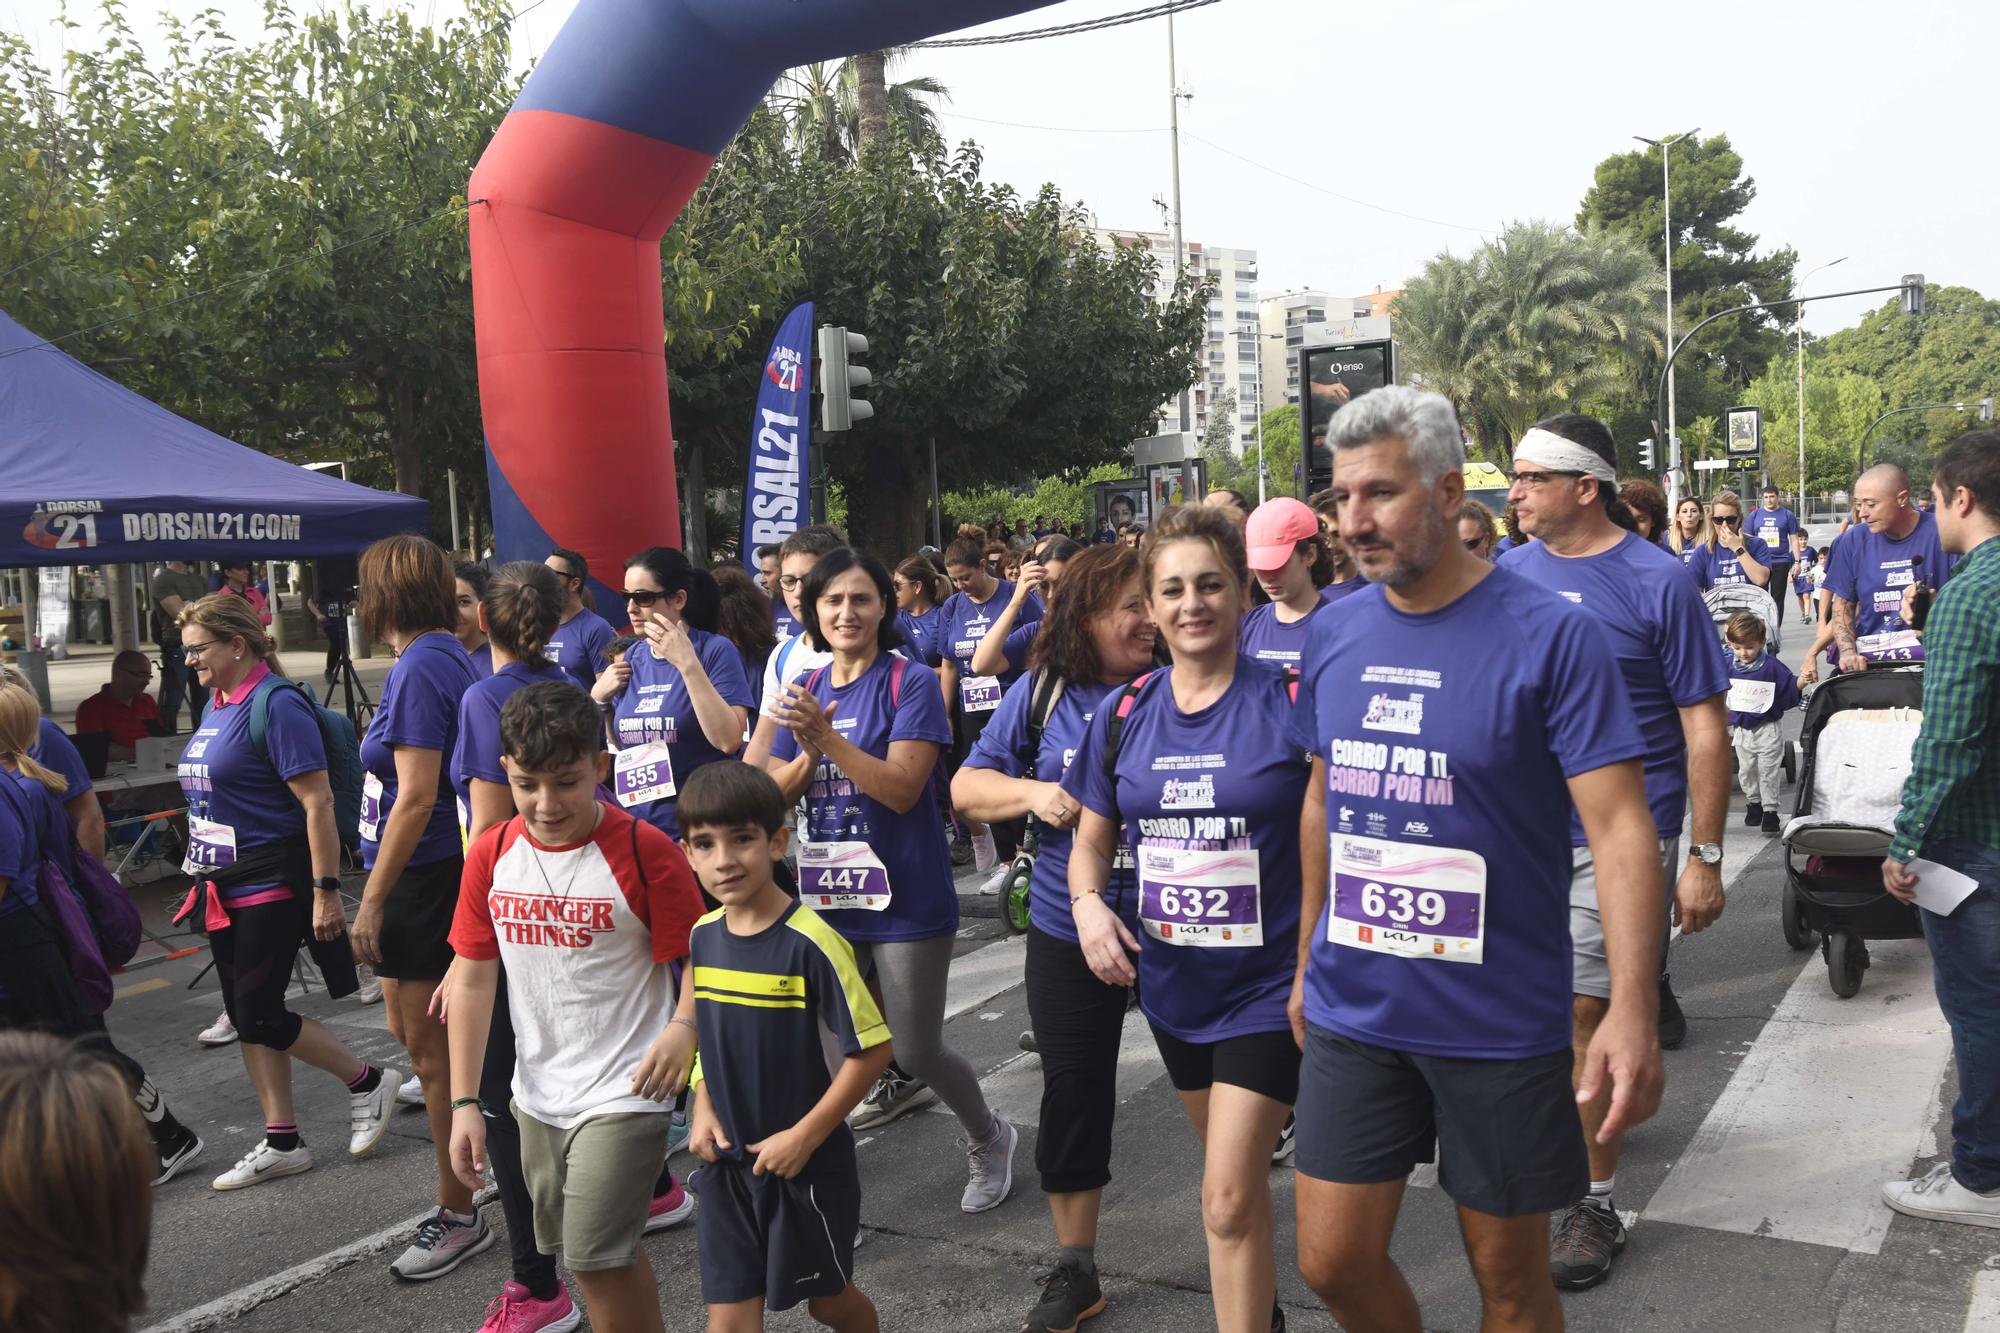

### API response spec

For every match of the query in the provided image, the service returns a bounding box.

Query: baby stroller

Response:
[1778,666,1925,997]
[1704,582,1797,785]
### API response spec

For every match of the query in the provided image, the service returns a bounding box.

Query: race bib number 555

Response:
[1327,834,1486,964]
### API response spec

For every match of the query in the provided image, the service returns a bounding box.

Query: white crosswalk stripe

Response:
[1641,939,1949,1254]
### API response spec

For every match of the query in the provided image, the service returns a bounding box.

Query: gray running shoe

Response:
[962,1115,1019,1214]
[851,1069,935,1130]
[389,1208,495,1281]
[1022,1255,1104,1332]
[1550,1197,1626,1290]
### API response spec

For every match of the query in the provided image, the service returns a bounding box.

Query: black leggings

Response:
[954,707,1024,859]
[212,896,307,1051]
[1025,924,1132,1195]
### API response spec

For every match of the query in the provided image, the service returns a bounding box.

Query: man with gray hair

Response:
[1287,386,1666,1332]
[1500,411,1729,1289]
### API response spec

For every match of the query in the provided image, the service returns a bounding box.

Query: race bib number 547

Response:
[1327,834,1487,964]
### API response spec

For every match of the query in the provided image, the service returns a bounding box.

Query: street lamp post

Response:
[1654,277,1924,500]
[1859,397,1995,473]
[1635,129,1698,506]
[1794,256,1847,514]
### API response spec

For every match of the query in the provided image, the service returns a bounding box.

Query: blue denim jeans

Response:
[1919,838,2000,1193]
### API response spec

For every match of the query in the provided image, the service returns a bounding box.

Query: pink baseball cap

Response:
[1244,498,1319,571]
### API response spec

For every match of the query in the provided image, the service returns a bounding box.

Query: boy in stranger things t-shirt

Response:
[446,682,705,1333]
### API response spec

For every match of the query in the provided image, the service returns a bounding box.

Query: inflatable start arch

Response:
[469,0,1058,587]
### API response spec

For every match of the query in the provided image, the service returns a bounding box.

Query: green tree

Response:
[799,135,1208,555]
[773,50,948,163]
[1579,133,1797,444]
[1396,221,1664,459]
[1741,360,1887,495]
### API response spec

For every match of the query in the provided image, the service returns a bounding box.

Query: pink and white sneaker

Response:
[642,1176,696,1233]
[474,1280,581,1333]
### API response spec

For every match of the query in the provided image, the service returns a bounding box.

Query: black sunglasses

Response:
[1713,515,1741,527]
[622,588,669,607]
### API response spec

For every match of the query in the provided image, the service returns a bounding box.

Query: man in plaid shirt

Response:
[1881,428,2000,1229]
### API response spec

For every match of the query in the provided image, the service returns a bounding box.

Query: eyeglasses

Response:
[622,589,667,607]
[182,639,223,661]
[778,575,804,591]
[1712,515,1741,527]
[1505,469,1584,487]
[114,663,152,678]
[1463,537,1485,550]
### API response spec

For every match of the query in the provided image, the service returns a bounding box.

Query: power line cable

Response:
[0,199,477,363]
[943,110,1167,134]
[1181,130,1491,236]
[0,0,547,285]
[911,0,1221,48]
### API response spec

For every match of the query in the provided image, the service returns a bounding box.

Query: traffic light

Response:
[1902,274,1926,318]
[816,325,874,432]
[1980,396,1994,422]
[1636,437,1656,471]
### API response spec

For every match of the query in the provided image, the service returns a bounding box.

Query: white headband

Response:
[1513,427,1617,484]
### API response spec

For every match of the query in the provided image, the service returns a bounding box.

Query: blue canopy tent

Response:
[0,309,428,566]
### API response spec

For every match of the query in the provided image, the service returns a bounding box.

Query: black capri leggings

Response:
[954,707,1025,860]
[213,896,307,1051]
[1025,923,1132,1195]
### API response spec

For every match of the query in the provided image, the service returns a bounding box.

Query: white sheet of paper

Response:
[1907,857,1981,917]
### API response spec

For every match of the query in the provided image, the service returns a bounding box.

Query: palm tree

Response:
[771,49,949,161]
[1397,221,1664,457]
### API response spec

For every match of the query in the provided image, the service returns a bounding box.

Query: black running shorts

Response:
[690,1159,859,1312]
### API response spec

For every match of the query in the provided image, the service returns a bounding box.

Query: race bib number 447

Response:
[1327,833,1486,964]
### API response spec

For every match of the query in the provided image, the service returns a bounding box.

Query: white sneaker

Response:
[978,863,1014,896]
[197,1011,238,1046]
[1883,1162,2000,1228]
[212,1141,313,1191]
[353,965,383,1005]
[971,830,998,873]
[396,1073,426,1107]
[350,1066,400,1157]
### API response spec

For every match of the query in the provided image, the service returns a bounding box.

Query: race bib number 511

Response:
[1327,834,1486,964]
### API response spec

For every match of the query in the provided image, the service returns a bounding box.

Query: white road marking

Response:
[139,1187,494,1333]
[1642,939,1950,1254]
[1966,1270,2000,1333]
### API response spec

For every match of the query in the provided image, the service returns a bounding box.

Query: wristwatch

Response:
[1689,842,1723,866]
[314,876,342,893]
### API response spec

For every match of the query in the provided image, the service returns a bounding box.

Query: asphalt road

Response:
[108,779,1996,1333]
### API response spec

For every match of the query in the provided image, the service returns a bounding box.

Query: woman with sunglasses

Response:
[1666,496,1709,580]
[893,555,947,667]
[1458,499,1500,562]
[594,547,752,839]
[1690,489,1772,591]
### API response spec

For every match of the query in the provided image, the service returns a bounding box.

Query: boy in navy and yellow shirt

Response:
[677,762,891,1333]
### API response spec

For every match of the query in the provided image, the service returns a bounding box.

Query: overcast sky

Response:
[7,0,1994,336]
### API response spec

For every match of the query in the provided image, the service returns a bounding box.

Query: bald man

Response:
[75,649,162,760]
[1800,465,1957,683]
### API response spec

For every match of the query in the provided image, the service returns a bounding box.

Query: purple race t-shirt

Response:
[545,608,617,690]
[1290,570,1647,1059]
[1825,509,1957,646]
[1319,578,1370,605]
[468,642,494,678]
[1500,532,1726,842]
[1065,660,1309,1043]
[934,582,1042,688]
[1238,600,1330,668]
[179,678,329,900]
[771,653,956,943]
[610,628,753,840]
[0,769,51,914]
[31,717,91,797]
[894,607,943,667]
[360,632,476,869]
[1748,505,1800,564]
[1687,534,1775,590]
[451,658,575,817]
[963,675,1138,943]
